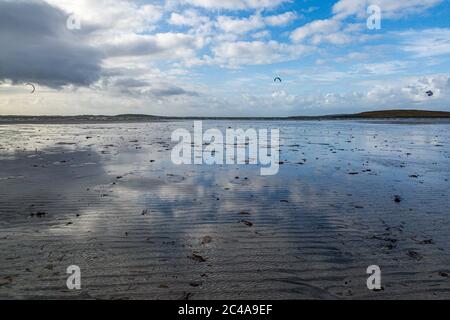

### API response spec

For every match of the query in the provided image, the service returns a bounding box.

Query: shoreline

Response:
[2,117,450,125]
[1,110,450,124]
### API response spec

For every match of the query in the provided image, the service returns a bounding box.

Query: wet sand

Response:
[0,120,449,299]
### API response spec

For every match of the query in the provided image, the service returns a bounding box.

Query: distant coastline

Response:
[1,109,450,124]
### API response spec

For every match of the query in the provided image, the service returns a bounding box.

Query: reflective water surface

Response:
[0,120,449,299]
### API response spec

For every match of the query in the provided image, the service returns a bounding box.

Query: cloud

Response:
[148,85,199,98]
[252,30,271,39]
[111,79,199,98]
[397,28,450,58]
[333,0,443,20]
[175,0,290,10]
[216,14,265,34]
[45,0,163,33]
[364,74,450,104]
[44,1,199,62]
[350,61,411,75]
[238,73,450,115]
[100,33,204,60]
[216,11,297,35]
[0,0,103,88]
[291,19,343,43]
[210,40,313,67]
[291,0,443,46]
[0,0,205,103]
[169,9,210,27]
[265,11,298,26]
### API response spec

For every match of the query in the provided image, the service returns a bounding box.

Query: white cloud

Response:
[291,19,343,43]
[252,30,271,39]
[45,0,163,33]
[333,0,443,20]
[240,73,450,115]
[176,0,290,10]
[216,14,265,34]
[291,0,444,46]
[350,61,411,75]
[169,9,210,27]
[364,74,450,103]
[216,11,297,35]
[210,40,313,67]
[264,11,298,26]
[398,28,450,58]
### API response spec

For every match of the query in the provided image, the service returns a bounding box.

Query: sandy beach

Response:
[0,120,449,300]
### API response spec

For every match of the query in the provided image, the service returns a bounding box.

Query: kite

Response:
[25,83,36,94]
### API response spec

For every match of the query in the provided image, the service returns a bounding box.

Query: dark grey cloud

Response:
[101,75,200,98]
[101,33,198,59]
[0,0,103,88]
[122,82,199,98]
[150,85,199,97]
[113,78,150,88]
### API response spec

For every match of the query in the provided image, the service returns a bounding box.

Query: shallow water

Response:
[0,120,449,299]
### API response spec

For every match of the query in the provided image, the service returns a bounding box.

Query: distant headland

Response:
[1,109,449,124]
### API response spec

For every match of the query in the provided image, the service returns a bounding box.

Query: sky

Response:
[0,0,449,116]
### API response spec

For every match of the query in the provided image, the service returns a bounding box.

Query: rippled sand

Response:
[0,120,449,299]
